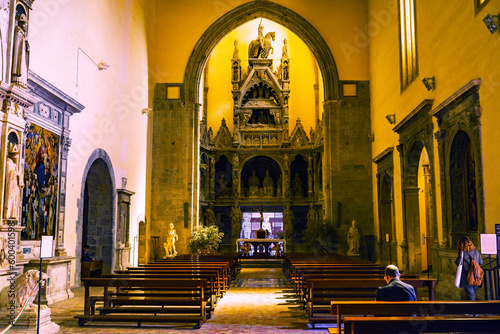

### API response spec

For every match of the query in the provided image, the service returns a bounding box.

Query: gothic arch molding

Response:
[183,0,340,103]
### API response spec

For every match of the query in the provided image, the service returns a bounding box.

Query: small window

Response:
[398,0,418,91]
[474,0,490,15]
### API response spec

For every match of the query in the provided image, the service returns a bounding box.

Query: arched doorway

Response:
[379,173,394,266]
[77,149,116,280]
[449,130,478,246]
[403,141,425,274]
[82,159,114,274]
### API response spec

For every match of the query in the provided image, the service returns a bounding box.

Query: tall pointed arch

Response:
[183,0,340,103]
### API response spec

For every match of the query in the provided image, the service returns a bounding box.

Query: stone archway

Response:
[76,149,116,281]
[183,1,340,103]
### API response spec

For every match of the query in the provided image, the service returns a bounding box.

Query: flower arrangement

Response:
[188,225,224,253]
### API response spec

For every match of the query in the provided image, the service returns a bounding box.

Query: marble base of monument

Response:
[24,257,74,305]
[0,307,60,333]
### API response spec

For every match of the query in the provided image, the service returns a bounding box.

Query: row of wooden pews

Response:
[331,300,500,333]
[75,254,238,329]
[282,253,437,328]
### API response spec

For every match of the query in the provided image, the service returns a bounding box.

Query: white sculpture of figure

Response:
[347,220,360,255]
[242,218,252,239]
[261,218,272,237]
[4,143,23,220]
[164,223,178,257]
[11,13,29,87]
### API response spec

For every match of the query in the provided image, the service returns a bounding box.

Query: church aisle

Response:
[47,267,329,333]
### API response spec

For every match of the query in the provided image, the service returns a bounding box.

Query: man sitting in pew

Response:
[376,264,416,301]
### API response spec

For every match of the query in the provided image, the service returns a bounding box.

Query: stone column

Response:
[151,84,197,255]
[116,187,134,270]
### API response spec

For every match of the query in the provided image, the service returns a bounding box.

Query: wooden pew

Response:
[343,315,500,334]
[330,300,500,333]
[75,277,208,329]
[295,273,419,304]
[81,260,102,278]
[104,272,218,318]
[130,265,229,296]
[306,278,437,328]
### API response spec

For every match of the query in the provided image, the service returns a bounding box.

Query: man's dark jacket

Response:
[376,277,417,301]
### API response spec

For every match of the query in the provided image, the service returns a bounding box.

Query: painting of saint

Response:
[21,124,59,240]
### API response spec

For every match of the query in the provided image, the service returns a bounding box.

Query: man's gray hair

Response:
[385,264,400,278]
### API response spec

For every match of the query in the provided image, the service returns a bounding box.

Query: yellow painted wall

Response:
[30,0,149,285]
[369,0,500,261]
[150,0,370,85]
[205,18,322,135]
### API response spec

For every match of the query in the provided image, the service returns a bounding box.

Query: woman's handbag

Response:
[455,251,464,288]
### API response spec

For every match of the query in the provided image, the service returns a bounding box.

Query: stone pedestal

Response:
[24,257,74,305]
[0,307,59,333]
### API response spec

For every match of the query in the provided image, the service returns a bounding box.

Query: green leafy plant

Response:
[188,225,224,253]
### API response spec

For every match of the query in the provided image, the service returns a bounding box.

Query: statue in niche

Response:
[163,223,178,257]
[262,170,274,197]
[306,203,319,227]
[230,201,243,239]
[4,143,23,220]
[276,174,282,197]
[283,204,294,240]
[12,13,29,88]
[204,202,216,226]
[347,220,361,256]
[248,22,275,58]
[292,173,303,197]
[242,218,252,239]
[282,38,289,58]
[248,169,260,197]
[218,174,229,197]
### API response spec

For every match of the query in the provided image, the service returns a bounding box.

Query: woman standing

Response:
[455,236,483,300]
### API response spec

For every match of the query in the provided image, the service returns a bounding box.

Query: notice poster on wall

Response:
[480,234,497,255]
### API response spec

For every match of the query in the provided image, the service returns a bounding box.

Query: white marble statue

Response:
[164,223,178,257]
[4,143,23,220]
[347,220,360,255]
[12,13,29,87]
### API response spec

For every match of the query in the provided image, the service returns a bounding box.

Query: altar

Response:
[236,238,286,258]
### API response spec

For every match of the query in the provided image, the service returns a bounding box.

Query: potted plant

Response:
[188,225,224,254]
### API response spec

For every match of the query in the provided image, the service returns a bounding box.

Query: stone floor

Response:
[45,268,330,333]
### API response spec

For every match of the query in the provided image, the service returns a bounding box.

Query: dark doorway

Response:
[82,159,114,274]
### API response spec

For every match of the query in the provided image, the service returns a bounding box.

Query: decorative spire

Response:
[232,40,240,60]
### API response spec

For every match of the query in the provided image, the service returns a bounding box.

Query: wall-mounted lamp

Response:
[483,13,499,34]
[422,77,435,91]
[142,108,152,115]
[367,133,375,142]
[386,114,396,124]
[98,61,111,70]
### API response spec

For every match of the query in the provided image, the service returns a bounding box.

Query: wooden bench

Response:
[104,272,218,318]
[81,260,102,278]
[343,315,500,334]
[75,277,207,329]
[128,265,229,296]
[306,278,437,328]
[330,300,500,333]
[295,273,419,303]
